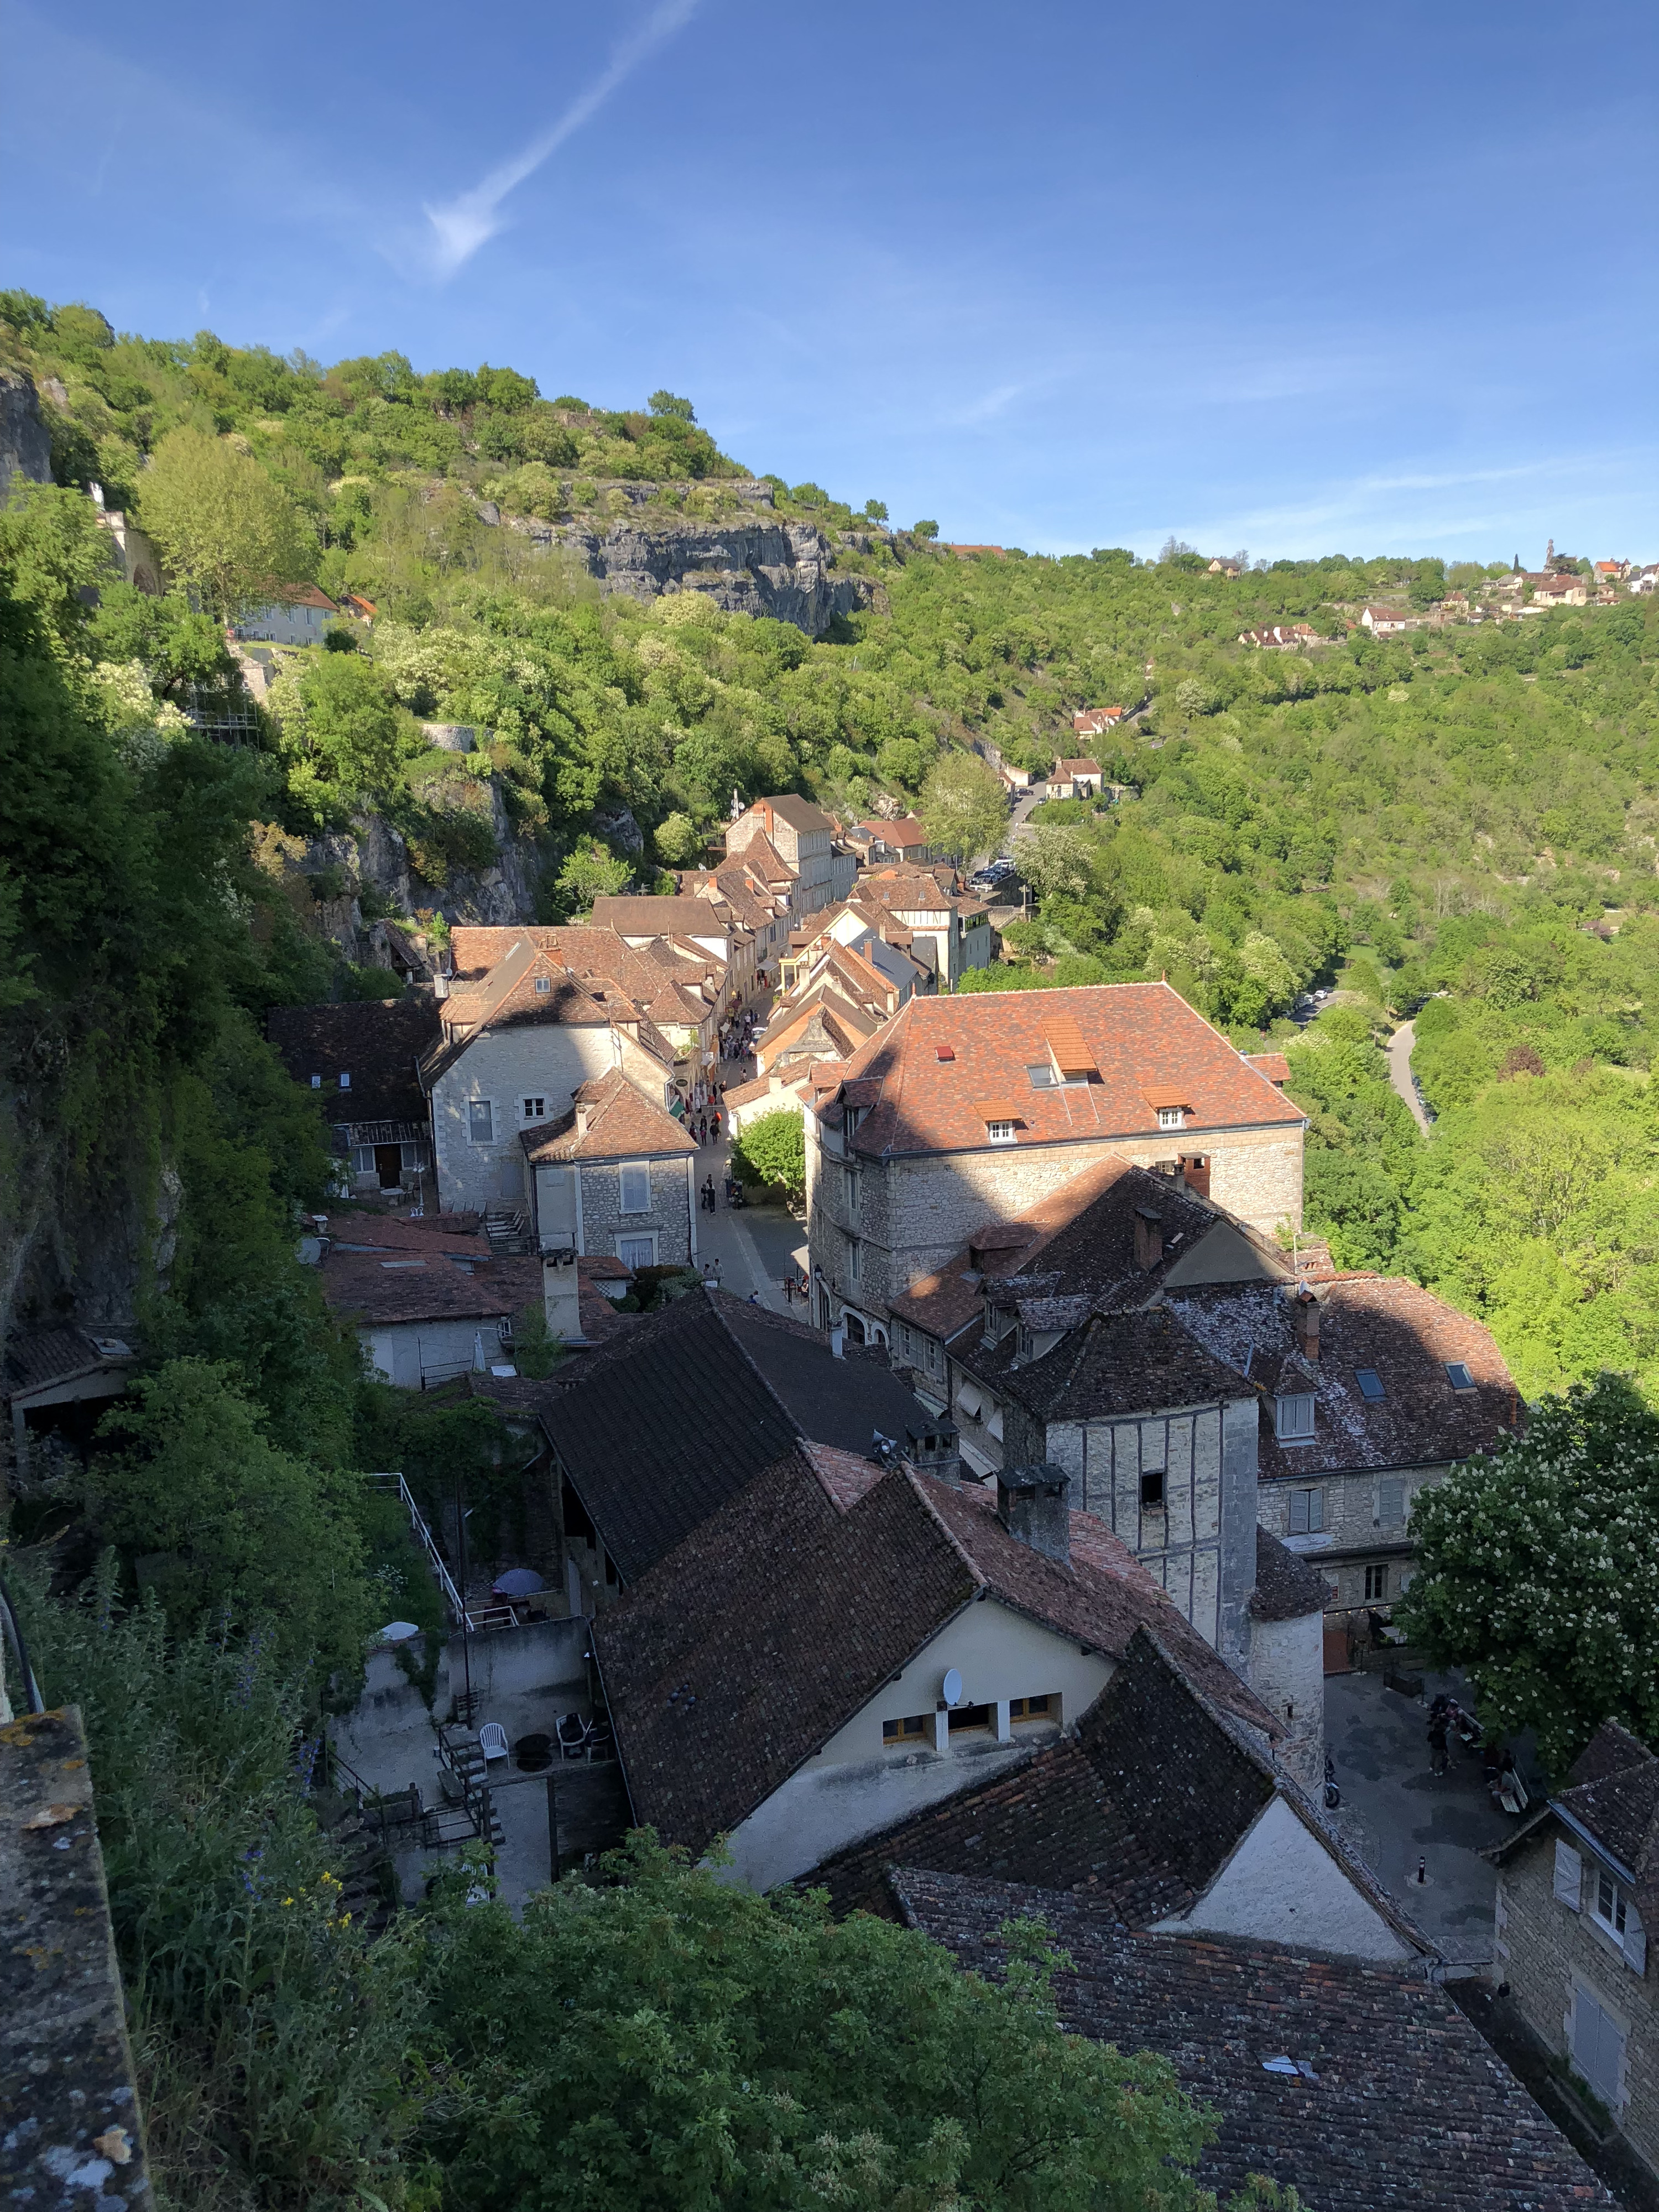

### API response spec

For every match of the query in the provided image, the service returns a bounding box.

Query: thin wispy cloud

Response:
[422,0,700,278]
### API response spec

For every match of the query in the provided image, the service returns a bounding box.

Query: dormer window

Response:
[1157,1105,1183,1130]
[1275,1392,1316,1441]
[987,1120,1016,1145]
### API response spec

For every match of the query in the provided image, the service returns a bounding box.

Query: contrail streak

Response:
[424,0,699,276]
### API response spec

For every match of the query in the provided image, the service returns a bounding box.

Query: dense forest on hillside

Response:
[4,286,1659,2206]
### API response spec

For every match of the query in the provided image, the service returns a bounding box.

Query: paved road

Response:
[1324,1665,1529,1965]
[1386,1019,1432,1133]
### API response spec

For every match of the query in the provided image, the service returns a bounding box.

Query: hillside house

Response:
[594,1444,1295,1893]
[320,1234,540,1389]
[1048,758,1103,798]
[842,864,993,988]
[902,1872,1608,2211]
[1359,604,1412,634]
[1238,623,1316,649]
[806,984,1306,1345]
[6,1327,139,1481]
[233,584,340,646]
[854,815,937,865]
[1491,1724,1659,2173]
[421,937,677,1214]
[520,1069,698,1270]
[267,998,439,1196]
[1533,572,1590,607]
[724,794,856,918]
[1072,707,1124,738]
[448,923,721,1078]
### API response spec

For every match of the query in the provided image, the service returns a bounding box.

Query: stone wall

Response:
[1259,1461,1445,1609]
[0,370,51,496]
[1497,1822,1659,2168]
[575,1156,694,1269]
[431,1027,618,1213]
[1245,1611,1325,1793]
[810,1121,1303,1326]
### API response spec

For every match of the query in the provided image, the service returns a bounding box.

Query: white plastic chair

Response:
[478,1721,509,1764]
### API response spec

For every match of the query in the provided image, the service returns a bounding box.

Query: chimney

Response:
[905,1420,962,1486]
[995,1464,1071,1565]
[1133,1206,1164,1271]
[1292,1286,1320,1361]
[575,1097,592,1136]
[542,1251,582,1345]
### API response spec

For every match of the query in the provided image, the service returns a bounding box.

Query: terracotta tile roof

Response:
[814,1626,1278,1920]
[828,985,1304,1159]
[1245,1050,1292,1084]
[325,1213,489,1260]
[319,1248,541,1328]
[597,1469,1276,1859]
[1168,1275,1518,1477]
[266,998,439,1125]
[520,1070,697,1163]
[5,1327,137,1395]
[896,1875,1608,2212]
[996,1306,1256,1425]
[1056,758,1102,778]
[589,895,737,940]
[1250,1525,1330,1620]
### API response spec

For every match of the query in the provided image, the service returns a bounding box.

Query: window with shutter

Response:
[1554,1840,1583,1909]
[619,1162,651,1213]
[1288,1488,1323,1536]
[1572,1986,1625,2108]
[1377,1478,1405,1526]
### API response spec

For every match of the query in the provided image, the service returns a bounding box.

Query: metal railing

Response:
[367,1470,510,1633]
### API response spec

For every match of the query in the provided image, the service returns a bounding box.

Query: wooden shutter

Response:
[1554,1840,1583,1909]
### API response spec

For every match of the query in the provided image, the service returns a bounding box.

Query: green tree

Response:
[1395,1374,1659,1775]
[555,838,634,916]
[137,426,313,618]
[274,650,415,813]
[729,1107,805,1199]
[1018,822,1094,902]
[86,1358,374,1680]
[0,482,117,652]
[411,1832,1217,2211]
[919,749,1007,864]
[648,390,696,422]
[653,809,708,867]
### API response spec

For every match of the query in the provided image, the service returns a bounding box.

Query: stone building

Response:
[266,997,439,1197]
[421,936,678,1213]
[806,984,1306,1343]
[724,794,856,917]
[1491,1723,1659,2174]
[520,1070,698,1271]
[1171,1273,1520,1613]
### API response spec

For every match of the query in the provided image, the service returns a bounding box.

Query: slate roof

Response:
[1541,1724,1659,1932]
[324,1213,489,1260]
[1169,1276,1519,1478]
[1249,1526,1330,1620]
[894,1873,1611,2212]
[533,1286,942,1582]
[265,998,438,1125]
[596,1467,1277,1858]
[812,1626,1277,1921]
[319,1249,541,1328]
[826,985,1304,1159]
[520,1070,697,1162]
[1002,1307,1249,1422]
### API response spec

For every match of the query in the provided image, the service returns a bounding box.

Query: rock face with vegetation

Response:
[520,505,869,630]
[0,367,50,494]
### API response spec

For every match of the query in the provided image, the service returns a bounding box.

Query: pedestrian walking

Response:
[710,1108,722,1141]
[702,1176,716,1214]
[697,1113,708,1145]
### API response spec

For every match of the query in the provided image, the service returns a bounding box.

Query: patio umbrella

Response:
[492,1567,546,1598]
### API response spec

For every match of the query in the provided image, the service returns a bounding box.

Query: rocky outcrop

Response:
[0,372,52,498]
[512,511,869,635]
[258,772,545,964]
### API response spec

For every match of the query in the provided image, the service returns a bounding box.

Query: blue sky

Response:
[6,0,1655,562]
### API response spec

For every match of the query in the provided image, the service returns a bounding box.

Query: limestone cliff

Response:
[508,498,871,634]
[0,371,52,498]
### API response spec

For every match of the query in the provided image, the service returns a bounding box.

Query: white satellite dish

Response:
[941,1667,963,1708]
